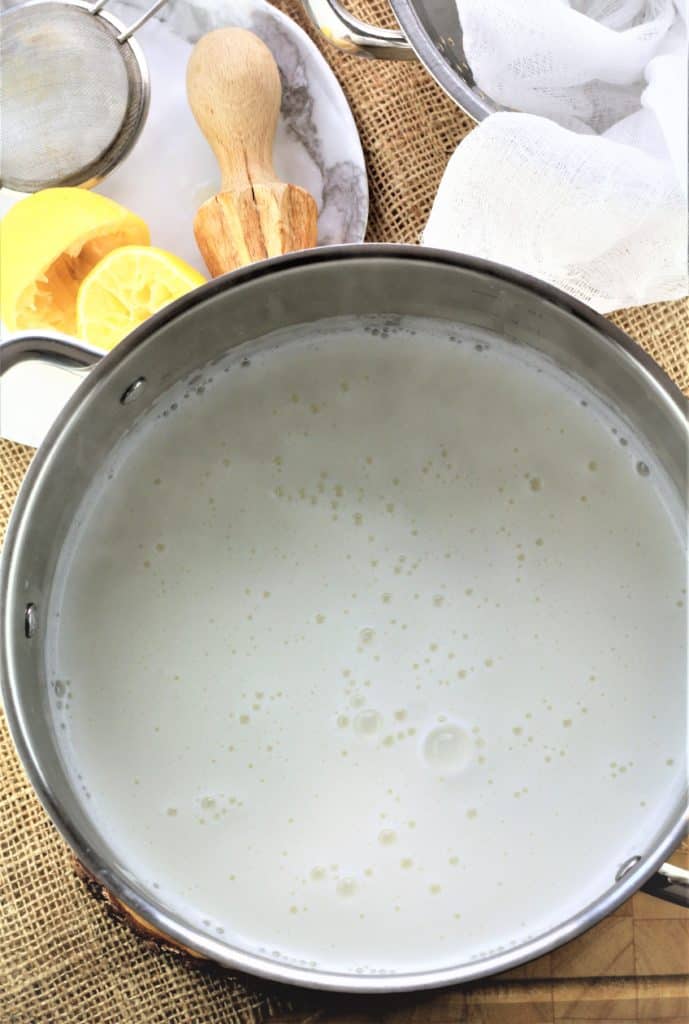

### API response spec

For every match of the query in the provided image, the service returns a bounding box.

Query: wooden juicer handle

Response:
[187,28,318,276]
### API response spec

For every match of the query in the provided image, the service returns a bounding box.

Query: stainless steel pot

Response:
[300,0,496,120]
[1,245,687,992]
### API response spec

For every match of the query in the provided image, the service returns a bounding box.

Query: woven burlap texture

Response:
[1,0,687,1020]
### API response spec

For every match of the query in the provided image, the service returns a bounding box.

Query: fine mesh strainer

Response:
[1,0,167,191]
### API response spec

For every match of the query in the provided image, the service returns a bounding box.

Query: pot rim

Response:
[2,243,687,993]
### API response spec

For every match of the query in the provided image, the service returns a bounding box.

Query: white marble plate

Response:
[97,0,368,269]
[0,0,368,446]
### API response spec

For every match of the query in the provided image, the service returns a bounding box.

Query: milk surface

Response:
[47,320,687,975]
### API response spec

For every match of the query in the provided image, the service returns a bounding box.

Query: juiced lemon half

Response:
[0,189,150,335]
[76,245,206,350]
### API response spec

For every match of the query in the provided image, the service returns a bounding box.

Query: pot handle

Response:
[0,335,102,375]
[641,861,689,908]
[300,0,415,59]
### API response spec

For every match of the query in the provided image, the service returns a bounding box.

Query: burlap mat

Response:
[1,1,687,1019]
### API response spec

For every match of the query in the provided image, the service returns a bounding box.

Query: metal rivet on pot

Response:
[615,855,642,881]
[24,603,37,638]
[120,377,146,405]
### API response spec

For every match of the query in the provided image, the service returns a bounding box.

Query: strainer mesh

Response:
[1,3,135,189]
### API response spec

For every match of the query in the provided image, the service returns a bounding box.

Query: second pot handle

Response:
[301,0,415,59]
[641,861,689,908]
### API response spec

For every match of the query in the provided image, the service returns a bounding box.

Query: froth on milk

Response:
[47,318,687,974]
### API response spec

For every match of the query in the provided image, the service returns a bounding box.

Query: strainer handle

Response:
[301,0,415,59]
[90,0,169,43]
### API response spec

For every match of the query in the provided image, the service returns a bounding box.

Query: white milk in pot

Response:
[47,318,687,974]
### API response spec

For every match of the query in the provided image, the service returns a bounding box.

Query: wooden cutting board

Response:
[270,842,689,1023]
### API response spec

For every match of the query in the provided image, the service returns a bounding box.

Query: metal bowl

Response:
[300,0,499,120]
